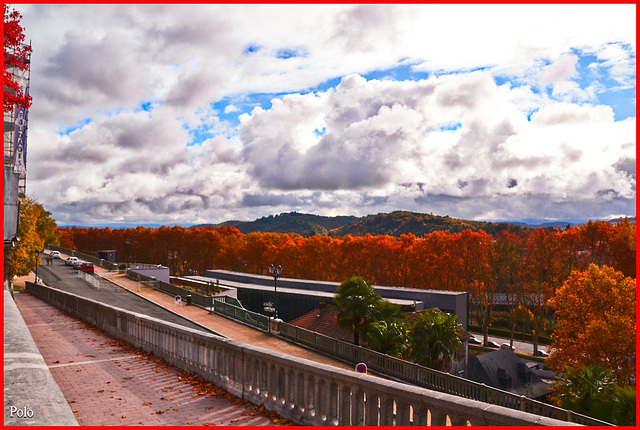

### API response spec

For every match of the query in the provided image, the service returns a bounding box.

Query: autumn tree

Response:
[333,276,381,345]
[548,264,636,386]
[491,231,525,347]
[522,228,569,354]
[610,218,636,278]
[10,197,59,277]
[4,4,32,113]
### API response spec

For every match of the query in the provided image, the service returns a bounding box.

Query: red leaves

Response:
[3,5,32,113]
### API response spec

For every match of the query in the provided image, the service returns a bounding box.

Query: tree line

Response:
[57,218,635,284]
[56,219,634,360]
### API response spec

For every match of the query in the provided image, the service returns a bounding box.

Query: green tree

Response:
[552,364,636,425]
[11,197,59,277]
[333,276,381,345]
[364,320,408,357]
[408,309,462,372]
[364,300,408,357]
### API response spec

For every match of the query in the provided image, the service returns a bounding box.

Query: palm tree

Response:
[365,320,408,357]
[552,364,615,423]
[333,276,381,345]
[408,309,462,372]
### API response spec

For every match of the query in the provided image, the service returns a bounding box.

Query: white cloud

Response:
[13,3,635,225]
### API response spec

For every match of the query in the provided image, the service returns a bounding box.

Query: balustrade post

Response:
[431,410,448,426]
[328,382,339,425]
[449,413,468,426]
[268,363,278,405]
[395,399,411,426]
[303,375,317,422]
[317,379,328,424]
[338,385,351,425]
[364,391,379,426]
[379,395,394,426]
[351,387,365,426]
[412,403,428,426]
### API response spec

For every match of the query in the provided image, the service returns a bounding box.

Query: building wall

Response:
[205,269,468,328]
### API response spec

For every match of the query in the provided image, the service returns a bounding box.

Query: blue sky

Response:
[16,4,636,227]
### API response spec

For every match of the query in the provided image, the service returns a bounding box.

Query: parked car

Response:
[487,340,500,348]
[50,251,61,259]
[501,343,515,351]
[468,336,482,345]
[536,350,549,357]
[80,262,95,274]
[65,256,79,266]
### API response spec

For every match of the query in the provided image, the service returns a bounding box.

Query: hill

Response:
[195,210,527,237]
[196,212,357,236]
[327,211,526,237]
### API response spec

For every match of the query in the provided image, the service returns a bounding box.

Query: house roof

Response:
[467,348,552,399]
[289,304,471,343]
[289,304,354,343]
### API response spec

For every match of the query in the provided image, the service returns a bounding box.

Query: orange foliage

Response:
[547,264,636,386]
[56,220,634,284]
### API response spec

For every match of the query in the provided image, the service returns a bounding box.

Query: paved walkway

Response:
[14,292,279,426]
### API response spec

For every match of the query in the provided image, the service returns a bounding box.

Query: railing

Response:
[25,282,577,427]
[126,270,269,331]
[212,300,269,331]
[125,270,215,309]
[278,322,612,426]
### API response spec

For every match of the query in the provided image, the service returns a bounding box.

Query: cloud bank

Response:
[16,4,635,226]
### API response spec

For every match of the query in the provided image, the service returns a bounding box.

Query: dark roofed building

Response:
[467,347,552,400]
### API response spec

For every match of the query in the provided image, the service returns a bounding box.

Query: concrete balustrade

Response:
[25,282,577,426]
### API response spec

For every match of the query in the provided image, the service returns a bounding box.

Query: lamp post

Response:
[125,239,131,268]
[268,264,282,292]
[34,248,43,283]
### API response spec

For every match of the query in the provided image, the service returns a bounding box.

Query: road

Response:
[35,255,209,333]
[470,331,551,357]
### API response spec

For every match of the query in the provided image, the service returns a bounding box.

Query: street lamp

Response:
[125,239,131,268]
[34,248,44,283]
[268,264,283,292]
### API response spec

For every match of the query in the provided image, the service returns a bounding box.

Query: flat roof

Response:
[208,269,466,296]
[185,275,419,307]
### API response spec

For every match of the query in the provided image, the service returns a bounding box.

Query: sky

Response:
[15,3,636,227]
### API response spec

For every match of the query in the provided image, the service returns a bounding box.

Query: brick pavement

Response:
[14,292,279,426]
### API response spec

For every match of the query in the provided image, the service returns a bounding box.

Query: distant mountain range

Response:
[61,212,635,236]
[192,211,635,237]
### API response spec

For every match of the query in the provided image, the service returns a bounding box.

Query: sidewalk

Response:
[13,292,278,426]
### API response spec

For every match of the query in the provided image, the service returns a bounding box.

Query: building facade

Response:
[3,42,31,292]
